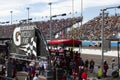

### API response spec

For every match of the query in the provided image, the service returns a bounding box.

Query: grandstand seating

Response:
[0,15,119,40]
[67,15,120,40]
[0,17,81,40]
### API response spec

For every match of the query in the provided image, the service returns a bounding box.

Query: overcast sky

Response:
[0,0,120,24]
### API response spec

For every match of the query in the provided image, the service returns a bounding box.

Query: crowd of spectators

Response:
[0,14,119,41]
[0,47,95,80]
[0,17,81,40]
[0,13,119,80]
[0,50,42,80]
[69,14,120,40]
[0,45,115,80]
[49,48,87,80]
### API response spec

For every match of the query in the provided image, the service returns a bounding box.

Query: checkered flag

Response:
[19,37,37,56]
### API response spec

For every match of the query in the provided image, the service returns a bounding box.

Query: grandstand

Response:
[0,17,82,40]
[0,15,119,41]
[75,14,120,40]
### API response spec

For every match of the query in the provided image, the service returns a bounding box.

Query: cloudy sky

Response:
[0,0,120,24]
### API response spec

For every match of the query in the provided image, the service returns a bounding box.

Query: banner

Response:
[12,24,37,56]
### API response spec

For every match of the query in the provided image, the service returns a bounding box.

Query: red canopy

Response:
[48,39,81,47]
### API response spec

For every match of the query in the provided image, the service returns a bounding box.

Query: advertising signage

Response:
[12,24,37,56]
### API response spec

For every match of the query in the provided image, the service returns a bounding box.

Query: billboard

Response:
[12,24,37,56]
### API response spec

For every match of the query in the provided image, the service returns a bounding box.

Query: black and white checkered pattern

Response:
[19,37,37,56]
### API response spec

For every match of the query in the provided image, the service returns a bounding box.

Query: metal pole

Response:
[101,9,105,78]
[49,2,52,40]
[27,7,30,23]
[100,5,120,78]
[118,41,120,74]
[115,8,117,16]
[10,11,13,24]
[80,0,83,40]
[81,0,83,23]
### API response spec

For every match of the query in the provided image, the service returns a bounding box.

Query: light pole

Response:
[48,2,52,40]
[10,11,13,24]
[26,7,30,23]
[117,32,120,77]
[118,41,120,69]
[101,8,105,78]
[80,0,83,27]
[101,5,120,78]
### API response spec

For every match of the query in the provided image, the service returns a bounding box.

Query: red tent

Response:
[48,39,81,47]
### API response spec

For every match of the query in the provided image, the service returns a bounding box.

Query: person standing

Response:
[39,60,44,75]
[84,59,89,69]
[81,67,88,80]
[78,66,84,80]
[111,58,115,70]
[104,60,109,77]
[97,66,102,79]
[89,59,95,73]
[25,72,32,80]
